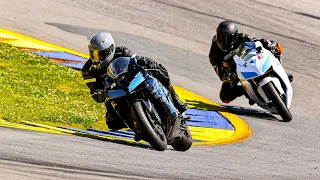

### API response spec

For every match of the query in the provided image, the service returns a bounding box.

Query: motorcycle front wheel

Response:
[262,82,292,122]
[131,101,167,151]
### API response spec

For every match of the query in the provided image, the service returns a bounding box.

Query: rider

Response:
[81,32,188,141]
[209,20,293,105]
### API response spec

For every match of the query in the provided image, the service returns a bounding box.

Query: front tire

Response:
[262,82,292,122]
[131,101,167,151]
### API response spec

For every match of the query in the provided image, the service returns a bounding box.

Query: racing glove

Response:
[269,41,284,62]
[268,41,280,54]
[262,39,283,54]
[221,72,238,83]
[92,89,108,103]
[215,66,237,83]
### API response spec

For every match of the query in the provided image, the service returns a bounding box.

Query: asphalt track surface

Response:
[0,0,320,179]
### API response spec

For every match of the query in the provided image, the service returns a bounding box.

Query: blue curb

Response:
[185,109,234,130]
[33,51,87,62]
[59,62,84,70]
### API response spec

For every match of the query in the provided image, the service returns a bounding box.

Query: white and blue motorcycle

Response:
[233,41,293,122]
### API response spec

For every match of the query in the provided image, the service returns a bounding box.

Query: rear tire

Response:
[131,101,167,151]
[262,82,292,122]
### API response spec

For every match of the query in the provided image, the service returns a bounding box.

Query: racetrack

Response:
[0,0,320,179]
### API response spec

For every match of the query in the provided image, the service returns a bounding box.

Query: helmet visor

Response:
[90,44,114,63]
[217,33,237,51]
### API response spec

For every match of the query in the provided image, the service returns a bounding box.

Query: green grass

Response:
[0,43,106,129]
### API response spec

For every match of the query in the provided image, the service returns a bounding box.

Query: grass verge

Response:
[0,43,106,129]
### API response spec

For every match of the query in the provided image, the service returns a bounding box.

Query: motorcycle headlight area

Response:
[116,73,132,87]
[241,72,259,79]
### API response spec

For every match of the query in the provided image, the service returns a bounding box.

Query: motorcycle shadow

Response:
[185,100,278,121]
[78,129,184,151]
[61,127,154,150]
[221,105,279,121]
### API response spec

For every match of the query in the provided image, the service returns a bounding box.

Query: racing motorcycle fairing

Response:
[233,41,293,109]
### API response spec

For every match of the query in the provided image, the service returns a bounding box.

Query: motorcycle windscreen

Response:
[107,57,130,79]
[236,41,258,61]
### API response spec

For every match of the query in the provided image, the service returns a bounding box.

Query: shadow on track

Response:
[186,99,279,121]
[58,127,154,150]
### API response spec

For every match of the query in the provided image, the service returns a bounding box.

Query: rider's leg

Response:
[167,84,188,113]
[220,82,255,105]
[219,82,244,103]
[147,61,187,113]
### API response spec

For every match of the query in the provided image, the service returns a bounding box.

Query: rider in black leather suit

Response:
[209,20,293,105]
[81,32,188,131]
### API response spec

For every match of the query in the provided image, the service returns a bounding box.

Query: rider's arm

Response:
[259,39,282,54]
[135,56,171,86]
[209,38,232,82]
[237,32,277,49]
[239,33,280,54]
[135,56,159,69]
[135,56,169,76]
[238,33,258,42]
[81,60,107,103]
[209,58,235,83]
[239,34,282,58]
[115,46,134,57]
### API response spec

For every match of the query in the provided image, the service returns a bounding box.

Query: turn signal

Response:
[277,43,284,53]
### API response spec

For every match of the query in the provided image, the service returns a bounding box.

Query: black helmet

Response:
[216,20,238,51]
[88,32,115,66]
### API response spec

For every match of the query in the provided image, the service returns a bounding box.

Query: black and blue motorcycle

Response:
[104,57,192,151]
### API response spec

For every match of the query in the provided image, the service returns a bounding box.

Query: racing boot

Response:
[105,105,127,130]
[248,98,255,105]
[134,133,142,142]
[287,73,294,82]
[168,85,188,113]
[167,115,192,151]
[106,113,127,130]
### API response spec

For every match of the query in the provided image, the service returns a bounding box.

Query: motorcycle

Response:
[233,41,293,122]
[104,57,192,151]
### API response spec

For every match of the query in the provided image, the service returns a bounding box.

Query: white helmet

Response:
[88,32,115,66]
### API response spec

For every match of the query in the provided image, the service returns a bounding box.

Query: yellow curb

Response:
[0,31,57,51]
[0,119,66,135]
[0,28,89,58]
[190,126,234,146]
[22,121,76,134]
[174,85,252,144]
